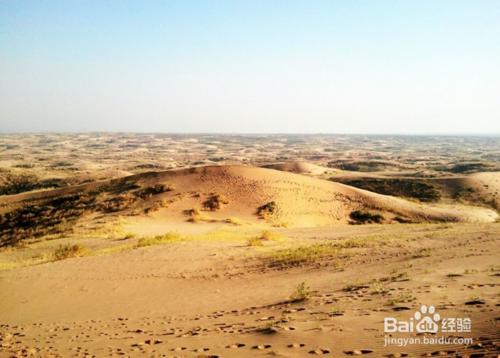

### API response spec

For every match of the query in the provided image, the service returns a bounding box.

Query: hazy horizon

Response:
[1,1,499,134]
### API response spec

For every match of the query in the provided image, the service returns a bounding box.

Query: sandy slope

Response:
[1,166,497,231]
[0,223,499,357]
[261,161,333,175]
[465,172,500,208]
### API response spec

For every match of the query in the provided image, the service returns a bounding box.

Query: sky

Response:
[0,0,499,134]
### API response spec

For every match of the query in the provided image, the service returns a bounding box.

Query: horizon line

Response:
[1,131,499,137]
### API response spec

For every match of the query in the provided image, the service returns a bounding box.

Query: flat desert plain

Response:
[0,134,499,357]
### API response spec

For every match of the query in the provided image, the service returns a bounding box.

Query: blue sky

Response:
[1,0,499,134]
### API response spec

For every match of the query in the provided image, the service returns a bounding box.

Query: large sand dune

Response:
[1,166,496,236]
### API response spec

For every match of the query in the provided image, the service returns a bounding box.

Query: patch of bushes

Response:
[97,194,135,213]
[334,178,441,202]
[134,184,171,199]
[447,162,497,173]
[327,160,397,172]
[349,210,384,224]
[0,189,140,247]
[0,174,66,196]
[92,180,140,195]
[0,194,94,247]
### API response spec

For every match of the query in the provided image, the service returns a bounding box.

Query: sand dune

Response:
[1,135,499,357]
[463,172,500,208]
[2,166,496,237]
[261,161,333,175]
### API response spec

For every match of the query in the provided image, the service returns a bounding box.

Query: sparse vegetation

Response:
[446,162,497,173]
[412,248,432,258]
[225,217,244,225]
[385,291,416,306]
[255,321,280,335]
[259,230,283,241]
[247,231,282,246]
[349,210,384,224]
[135,232,181,248]
[370,281,390,295]
[0,173,66,196]
[327,160,398,172]
[134,184,172,199]
[247,236,264,246]
[53,244,87,261]
[343,283,369,292]
[334,178,441,202]
[288,281,311,302]
[184,207,212,222]
[98,194,136,213]
[264,243,345,268]
[257,201,277,218]
[203,193,229,211]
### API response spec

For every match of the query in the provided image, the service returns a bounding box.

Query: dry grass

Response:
[184,208,212,223]
[53,244,87,261]
[288,281,311,302]
[247,230,284,246]
[135,232,181,248]
[247,236,264,246]
[225,217,244,225]
[263,243,345,268]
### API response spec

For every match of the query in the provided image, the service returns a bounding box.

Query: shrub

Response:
[203,194,229,211]
[257,201,277,218]
[289,282,311,302]
[53,244,87,260]
[349,210,383,224]
[0,174,66,195]
[184,208,211,222]
[0,194,93,247]
[97,194,135,213]
[134,184,171,199]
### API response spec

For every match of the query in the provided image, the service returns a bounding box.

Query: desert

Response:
[0,134,499,357]
[1,1,499,356]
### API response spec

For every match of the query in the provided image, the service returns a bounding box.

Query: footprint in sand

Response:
[252,344,272,349]
[344,349,374,355]
[226,343,245,348]
[309,348,330,354]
